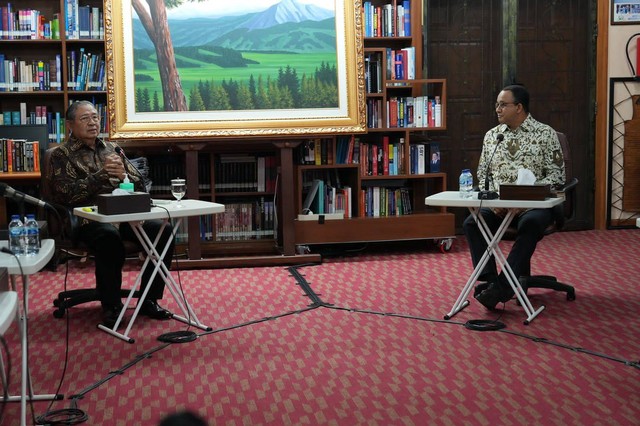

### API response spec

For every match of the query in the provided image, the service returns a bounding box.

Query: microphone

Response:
[114,145,135,174]
[0,182,51,209]
[114,145,126,159]
[477,133,504,200]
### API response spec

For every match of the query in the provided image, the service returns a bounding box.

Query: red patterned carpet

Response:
[1,229,639,425]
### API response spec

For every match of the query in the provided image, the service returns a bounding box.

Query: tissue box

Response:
[96,192,151,215]
[500,184,551,201]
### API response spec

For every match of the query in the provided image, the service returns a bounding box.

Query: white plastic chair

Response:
[0,291,18,394]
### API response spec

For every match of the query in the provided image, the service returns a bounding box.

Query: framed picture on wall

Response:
[104,0,366,140]
[611,0,640,24]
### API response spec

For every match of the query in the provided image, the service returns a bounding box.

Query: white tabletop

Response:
[0,239,55,275]
[425,191,564,209]
[74,198,225,223]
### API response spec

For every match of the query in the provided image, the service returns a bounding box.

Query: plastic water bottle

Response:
[8,214,25,255]
[24,214,40,255]
[459,169,473,198]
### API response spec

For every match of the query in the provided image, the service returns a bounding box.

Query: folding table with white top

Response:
[425,191,563,324]
[74,199,225,343]
[0,239,61,426]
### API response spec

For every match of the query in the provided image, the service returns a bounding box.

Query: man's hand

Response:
[104,154,126,181]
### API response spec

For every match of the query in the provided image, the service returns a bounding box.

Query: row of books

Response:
[370,95,442,129]
[0,138,39,173]
[0,2,104,41]
[363,1,411,38]
[357,137,407,176]
[0,5,60,40]
[214,154,278,193]
[337,135,408,175]
[65,1,103,40]
[0,54,62,92]
[302,178,353,218]
[0,110,66,144]
[1,103,49,126]
[360,186,413,217]
[365,48,416,93]
[147,156,187,195]
[215,199,276,241]
[67,49,105,91]
[336,135,440,176]
[296,138,334,165]
[0,48,106,93]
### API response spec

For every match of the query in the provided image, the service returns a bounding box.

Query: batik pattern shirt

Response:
[47,136,144,207]
[477,114,566,192]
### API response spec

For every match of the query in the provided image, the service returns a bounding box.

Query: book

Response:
[429,142,440,173]
[302,179,323,214]
[297,212,343,221]
[416,144,425,174]
[19,102,26,125]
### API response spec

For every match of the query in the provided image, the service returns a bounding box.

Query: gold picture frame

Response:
[104,0,366,140]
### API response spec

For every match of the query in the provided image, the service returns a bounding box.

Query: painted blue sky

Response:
[166,0,334,19]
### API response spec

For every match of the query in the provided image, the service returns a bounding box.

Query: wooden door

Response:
[426,0,595,231]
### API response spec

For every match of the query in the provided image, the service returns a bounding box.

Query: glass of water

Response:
[171,178,186,208]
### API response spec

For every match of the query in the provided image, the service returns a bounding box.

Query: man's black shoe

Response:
[474,287,501,310]
[139,300,172,320]
[102,304,124,328]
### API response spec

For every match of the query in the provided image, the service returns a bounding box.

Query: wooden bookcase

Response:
[0,0,453,266]
[0,0,106,224]
[293,0,455,247]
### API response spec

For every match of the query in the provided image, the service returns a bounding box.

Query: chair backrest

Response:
[40,146,55,203]
[553,131,579,231]
[40,146,75,241]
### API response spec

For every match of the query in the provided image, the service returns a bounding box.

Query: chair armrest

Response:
[553,177,579,194]
[47,202,80,242]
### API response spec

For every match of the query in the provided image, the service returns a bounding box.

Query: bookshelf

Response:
[0,0,106,142]
[0,0,105,225]
[294,0,455,247]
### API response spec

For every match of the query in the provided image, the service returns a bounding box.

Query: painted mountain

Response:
[132,0,336,52]
[131,0,341,112]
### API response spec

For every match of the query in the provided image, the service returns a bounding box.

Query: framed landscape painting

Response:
[104,0,366,139]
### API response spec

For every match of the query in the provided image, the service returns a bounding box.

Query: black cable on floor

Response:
[157,330,197,343]
[35,260,83,425]
[289,265,640,369]
[53,262,639,423]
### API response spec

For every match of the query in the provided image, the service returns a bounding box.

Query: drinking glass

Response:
[171,178,186,208]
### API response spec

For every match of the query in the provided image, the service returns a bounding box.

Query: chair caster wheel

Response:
[438,238,453,253]
[567,290,576,301]
[53,309,65,319]
[53,299,62,308]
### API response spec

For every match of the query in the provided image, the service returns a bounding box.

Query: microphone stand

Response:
[478,134,504,200]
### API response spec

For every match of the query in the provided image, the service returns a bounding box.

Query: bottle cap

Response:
[119,175,134,192]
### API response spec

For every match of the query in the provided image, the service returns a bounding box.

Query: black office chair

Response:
[41,146,138,318]
[474,131,578,301]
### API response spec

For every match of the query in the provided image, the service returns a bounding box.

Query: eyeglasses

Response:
[495,102,518,110]
[77,114,100,124]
